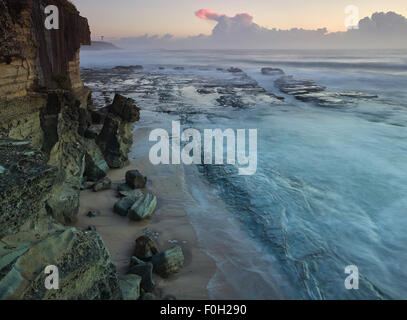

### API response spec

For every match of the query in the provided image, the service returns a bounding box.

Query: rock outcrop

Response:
[0,0,138,300]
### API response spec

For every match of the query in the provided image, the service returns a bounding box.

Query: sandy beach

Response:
[73,126,216,300]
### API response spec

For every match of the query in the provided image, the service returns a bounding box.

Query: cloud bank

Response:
[113,11,407,49]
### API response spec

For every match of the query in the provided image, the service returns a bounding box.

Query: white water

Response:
[81,49,407,299]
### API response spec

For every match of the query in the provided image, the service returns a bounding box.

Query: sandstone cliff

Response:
[0,0,139,299]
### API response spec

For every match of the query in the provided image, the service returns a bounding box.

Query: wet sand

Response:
[74,127,216,300]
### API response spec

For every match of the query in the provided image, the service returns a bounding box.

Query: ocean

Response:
[80,48,407,299]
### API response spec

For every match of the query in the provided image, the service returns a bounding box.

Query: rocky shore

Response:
[0,0,144,299]
[0,0,214,300]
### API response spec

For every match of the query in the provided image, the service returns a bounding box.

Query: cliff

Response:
[0,0,139,299]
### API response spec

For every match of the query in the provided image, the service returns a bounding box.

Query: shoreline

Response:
[73,126,216,300]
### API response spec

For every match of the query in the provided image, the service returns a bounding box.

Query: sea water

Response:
[81,49,407,299]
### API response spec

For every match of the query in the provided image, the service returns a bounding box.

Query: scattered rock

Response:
[119,189,143,200]
[227,67,242,73]
[113,197,135,216]
[93,177,112,192]
[261,67,284,75]
[125,170,147,189]
[87,210,101,218]
[134,234,159,260]
[128,194,157,221]
[119,274,142,300]
[151,246,184,278]
[128,256,155,292]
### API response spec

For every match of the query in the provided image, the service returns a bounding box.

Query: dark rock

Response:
[151,246,184,278]
[227,67,242,73]
[93,177,112,192]
[108,94,140,122]
[118,189,143,200]
[128,194,157,221]
[174,66,184,70]
[128,256,155,292]
[125,170,147,189]
[84,139,108,182]
[275,76,326,95]
[134,234,159,260]
[117,183,132,192]
[91,108,108,124]
[87,210,101,218]
[96,113,133,169]
[86,225,96,232]
[159,66,165,70]
[119,274,141,300]
[113,197,135,216]
[162,295,177,300]
[114,65,143,71]
[261,67,284,75]
[197,88,213,94]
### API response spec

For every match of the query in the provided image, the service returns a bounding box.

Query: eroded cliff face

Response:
[0,0,138,299]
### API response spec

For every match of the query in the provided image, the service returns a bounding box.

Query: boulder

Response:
[108,94,140,123]
[134,235,159,260]
[117,183,132,193]
[118,189,143,200]
[113,197,135,216]
[84,140,108,182]
[125,170,147,189]
[93,177,112,192]
[128,194,157,221]
[227,67,242,73]
[128,256,155,292]
[152,246,184,278]
[96,113,133,169]
[119,274,142,300]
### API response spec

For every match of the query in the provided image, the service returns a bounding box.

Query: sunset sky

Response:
[70,0,407,39]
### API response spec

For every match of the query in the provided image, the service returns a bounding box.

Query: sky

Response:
[70,0,407,39]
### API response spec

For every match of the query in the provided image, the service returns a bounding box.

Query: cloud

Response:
[195,9,222,21]
[112,11,407,49]
[195,9,253,25]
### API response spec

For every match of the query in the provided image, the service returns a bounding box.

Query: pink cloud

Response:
[195,9,254,24]
[195,8,222,21]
